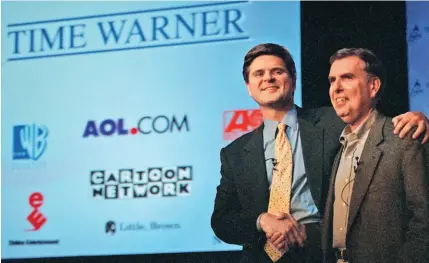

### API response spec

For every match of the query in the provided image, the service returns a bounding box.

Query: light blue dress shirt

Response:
[262,106,320,224]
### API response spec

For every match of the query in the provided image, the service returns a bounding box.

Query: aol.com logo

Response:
[82,115,189,138]
[13,124,48,161]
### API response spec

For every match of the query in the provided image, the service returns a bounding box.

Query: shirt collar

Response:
[263,105,298,140]
[339,109,380,145]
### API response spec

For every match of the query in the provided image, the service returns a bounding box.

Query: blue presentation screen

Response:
[1,1,301,259]
[406,1,429,117]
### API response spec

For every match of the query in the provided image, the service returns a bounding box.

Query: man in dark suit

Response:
[322,48,429,263]
[211,43,429,263]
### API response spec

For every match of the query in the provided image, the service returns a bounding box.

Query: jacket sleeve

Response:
[211,148,264,247]
[397,136,429,263]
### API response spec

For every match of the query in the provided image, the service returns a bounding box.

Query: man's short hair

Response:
[242,43,297,84]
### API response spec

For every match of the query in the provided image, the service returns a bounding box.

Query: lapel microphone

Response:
[354,156,360,173]
[272,159,279,171]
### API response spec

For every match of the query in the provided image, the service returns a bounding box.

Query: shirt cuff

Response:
[256,212,266,232]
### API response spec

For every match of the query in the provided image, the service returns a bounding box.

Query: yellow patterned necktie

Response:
[264,123,293,262]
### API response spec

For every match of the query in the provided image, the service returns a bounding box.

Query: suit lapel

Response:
[298,112,324,210]
[322,145,343,249]
[243,124,270,214]
[347,116,385,233]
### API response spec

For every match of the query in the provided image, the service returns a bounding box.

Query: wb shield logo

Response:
[106,221,116,235]
[13,124,48,161]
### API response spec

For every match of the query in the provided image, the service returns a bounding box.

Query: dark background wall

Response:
[4,2,408,263]
[301,1,408,116]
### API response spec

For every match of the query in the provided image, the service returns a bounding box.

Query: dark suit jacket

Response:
[322,114,429,263]
[211,106,344,263]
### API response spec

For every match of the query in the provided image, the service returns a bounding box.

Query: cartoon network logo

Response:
[83,115,189,137]
[13,124,48,161]
[105,220,180,235]
[90,166,192,199]
[223,109,262,141]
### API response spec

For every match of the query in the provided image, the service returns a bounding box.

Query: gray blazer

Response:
[322,114,429,263]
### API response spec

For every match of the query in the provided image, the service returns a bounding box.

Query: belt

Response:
[334,248,349,262]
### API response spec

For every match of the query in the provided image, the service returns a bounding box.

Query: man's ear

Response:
[369,77,381,99]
